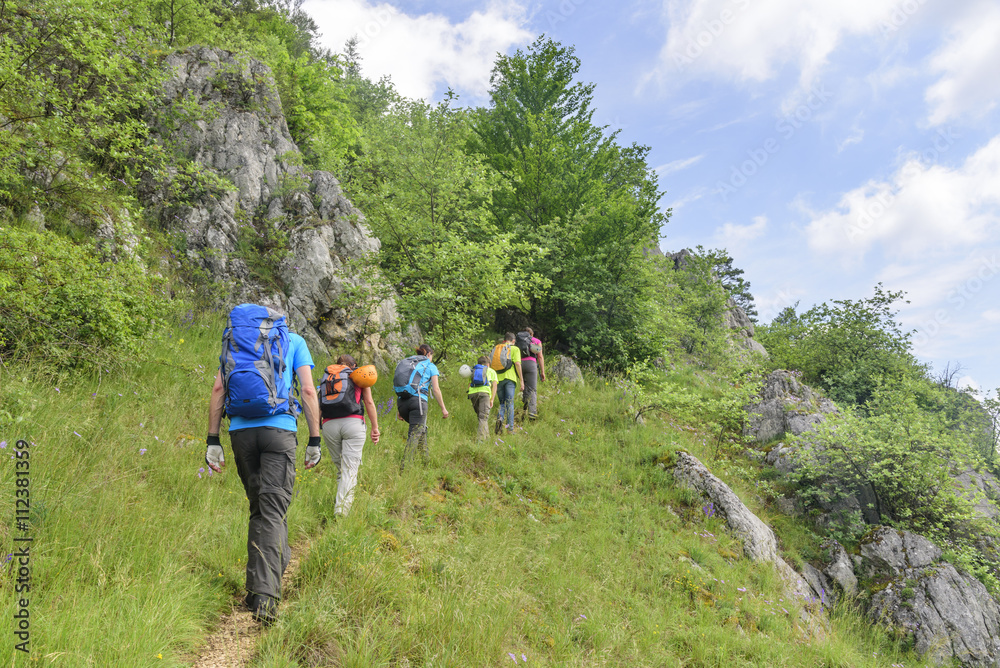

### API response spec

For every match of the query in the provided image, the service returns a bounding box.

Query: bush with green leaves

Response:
[787,376,1000,591]
[0,227,166,370]
[756,284,921,407]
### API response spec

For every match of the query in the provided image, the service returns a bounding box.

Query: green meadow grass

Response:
[0,311,931,666]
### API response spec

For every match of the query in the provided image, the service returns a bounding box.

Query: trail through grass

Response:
[0,311,928,666]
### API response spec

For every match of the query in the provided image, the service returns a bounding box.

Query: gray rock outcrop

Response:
[141,47,404,359]
[550,356,584,384]
[670,452,818,610]
[747,370,838,443]
[724,297,768,356]
[861,527,1000,666]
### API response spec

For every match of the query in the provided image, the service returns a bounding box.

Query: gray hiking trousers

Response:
[230,426,296,600]
[522,359,538,417]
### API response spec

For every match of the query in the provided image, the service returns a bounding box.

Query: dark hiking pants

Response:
[230,426,296,600]
[398,394,429,469]
[522,359,538,418]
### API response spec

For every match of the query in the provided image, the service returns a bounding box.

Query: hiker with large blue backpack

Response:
[205,303,321,626]
[394,343,449,470]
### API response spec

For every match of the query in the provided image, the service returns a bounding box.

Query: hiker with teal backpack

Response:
[394,344,449,470]
[466,355,498,441]
[491,333,523,434]
[205,304,321,626]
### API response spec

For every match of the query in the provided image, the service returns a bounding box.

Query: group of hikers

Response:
[203,304,547,625]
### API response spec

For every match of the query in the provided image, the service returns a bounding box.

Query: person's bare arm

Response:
[515,361,523,386]
[362,386,380,443]
[490,379,497,408]
[208,370,225,436]
[296,365,320,438]
[206,370,227,472]
[431,375,449,418]
[538,346,546,382]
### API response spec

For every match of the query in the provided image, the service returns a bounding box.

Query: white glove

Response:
[305,436,322,468]
[205,444,225,470]
[305,445,322,467]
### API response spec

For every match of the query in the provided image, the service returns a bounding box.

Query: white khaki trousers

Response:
[322,418,368,516]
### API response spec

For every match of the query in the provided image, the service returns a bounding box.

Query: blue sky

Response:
[303,0,1000,395]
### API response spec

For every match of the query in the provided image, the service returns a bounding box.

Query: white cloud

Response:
[755,284,806,321]
[838,127,864,152]
[984,309,1000,323]
[714,215,767,246]
[925,2,1000,124]
[654,155,704,175]
[303,0,532,101]
[652,0,901,89]
[663,187,709,212]
[804,134,1000,259]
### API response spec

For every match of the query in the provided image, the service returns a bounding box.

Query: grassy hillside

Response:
[0,310,928,667]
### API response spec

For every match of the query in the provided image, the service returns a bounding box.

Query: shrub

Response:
[0,227,166,370]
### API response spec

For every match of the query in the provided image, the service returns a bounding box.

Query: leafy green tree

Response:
[699,248,757,321]
[346,94,524,357]
[470,36,666,367]
[0,0,161,218]
[757,284,919,406]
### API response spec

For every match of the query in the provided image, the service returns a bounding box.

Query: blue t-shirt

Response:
[228,332,314,433]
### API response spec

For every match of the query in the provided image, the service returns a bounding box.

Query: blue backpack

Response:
[393,355,433,400]
[219,304,296,418]
[470,364,490,388]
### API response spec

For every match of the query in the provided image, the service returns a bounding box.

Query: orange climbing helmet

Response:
[350,364,378,388]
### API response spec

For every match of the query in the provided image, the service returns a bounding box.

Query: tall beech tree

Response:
[471,37,667,367]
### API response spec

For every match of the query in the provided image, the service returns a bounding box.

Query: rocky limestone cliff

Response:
[140,47,405,360]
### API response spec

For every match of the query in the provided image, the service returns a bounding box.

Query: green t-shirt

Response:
[467,366,499,395]
[496,344,521,384]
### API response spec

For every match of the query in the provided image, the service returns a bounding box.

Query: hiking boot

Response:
[494,420,503,435]
[249,593,278,626]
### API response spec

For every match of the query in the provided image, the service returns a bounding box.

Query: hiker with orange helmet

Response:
[318,354,380,516]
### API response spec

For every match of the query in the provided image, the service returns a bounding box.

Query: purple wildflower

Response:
[0,441,5,449]
[139,448,147,455]
[74,431,81,437]
[55,387,60,393]
[508,653,517,663]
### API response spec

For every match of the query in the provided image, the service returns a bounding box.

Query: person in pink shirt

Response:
[517,327,546,420]
[321,354,380,516]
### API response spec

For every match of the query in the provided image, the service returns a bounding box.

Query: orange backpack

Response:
[319,364,362,418]
[489,343,513,372]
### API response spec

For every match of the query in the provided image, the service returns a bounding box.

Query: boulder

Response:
[724,298,768,356]
[860,527,1000,666]
[821,540,858,599]
[671,452,819,614]
[746,370,838,443]
[955,468,1000,521]
[550,356,584,384]
[141,47,406,360]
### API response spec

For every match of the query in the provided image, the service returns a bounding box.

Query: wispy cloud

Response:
[714,215,768,246]
[649,0,901,92]
[925,2,1000,125]
[655,155,704,175]
[805,133,1000,260]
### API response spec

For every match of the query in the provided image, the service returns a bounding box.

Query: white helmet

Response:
[459,364,472,378]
